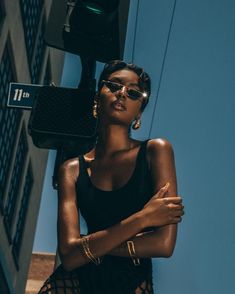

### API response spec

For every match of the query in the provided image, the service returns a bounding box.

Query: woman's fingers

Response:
[157,182,170,198]
[174,209,184,216]
[167,203,184,218]
[163,196,182,204]
[168,203,184,210]
[173,216,182,223]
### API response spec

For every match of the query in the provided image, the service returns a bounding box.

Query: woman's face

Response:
[98,69,145,127]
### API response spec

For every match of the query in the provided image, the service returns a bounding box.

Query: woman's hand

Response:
[141,183,184,228]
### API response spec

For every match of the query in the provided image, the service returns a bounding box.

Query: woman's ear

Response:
[132,114,142,130]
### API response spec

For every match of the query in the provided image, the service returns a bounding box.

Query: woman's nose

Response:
[116,86,126,98]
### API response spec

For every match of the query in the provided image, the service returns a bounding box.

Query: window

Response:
[43,58,52,86]
[31,16,46,84]
[0,263,10,294]
[0,1,6,30]
[0,45,22,209]
[4,129,28,238]
[12,162,33,263]
[19,0,44,63]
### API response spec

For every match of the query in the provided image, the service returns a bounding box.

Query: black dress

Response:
[39,140,155,294]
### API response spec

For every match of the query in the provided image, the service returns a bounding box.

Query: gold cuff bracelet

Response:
[81,236,101,265]
[127,240,140,266]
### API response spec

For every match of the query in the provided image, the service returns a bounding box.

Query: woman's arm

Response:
[57,159,144,271]
[108,138,183,258]
[57,149,181,271]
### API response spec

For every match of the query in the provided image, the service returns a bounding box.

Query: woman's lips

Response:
[111,100,126,111]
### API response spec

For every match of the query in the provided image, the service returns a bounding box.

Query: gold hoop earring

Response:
[93,100,98,118]
[132,118,141,130]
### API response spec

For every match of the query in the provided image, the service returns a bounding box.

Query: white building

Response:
[0,1,64,293]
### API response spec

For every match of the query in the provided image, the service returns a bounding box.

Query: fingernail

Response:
[164,182,170,189]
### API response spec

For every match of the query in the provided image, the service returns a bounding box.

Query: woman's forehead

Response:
[108,69,139,84]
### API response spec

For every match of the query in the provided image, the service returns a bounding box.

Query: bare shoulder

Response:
[147,138,174,153]
[58,157,80,182]
[147,138,174,165]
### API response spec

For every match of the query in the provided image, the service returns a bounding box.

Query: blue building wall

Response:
[127,0,235,293]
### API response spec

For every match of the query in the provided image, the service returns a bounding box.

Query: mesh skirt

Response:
[38,256,154,294]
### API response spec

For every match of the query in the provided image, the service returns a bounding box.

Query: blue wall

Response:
[127,0,235,293]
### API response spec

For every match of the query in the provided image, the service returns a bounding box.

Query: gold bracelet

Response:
[82,237,101,265]
[127,240,140,266]
[81,236,101,265]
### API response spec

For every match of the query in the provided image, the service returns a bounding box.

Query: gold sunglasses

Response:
[102,80,148,101]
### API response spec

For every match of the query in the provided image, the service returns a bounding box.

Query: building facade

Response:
[0,1,64,293]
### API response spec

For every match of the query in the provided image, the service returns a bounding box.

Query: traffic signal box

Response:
[45,0,130,62]
[27,0,131,173]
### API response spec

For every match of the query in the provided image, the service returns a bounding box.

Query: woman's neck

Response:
[95,124,132,157]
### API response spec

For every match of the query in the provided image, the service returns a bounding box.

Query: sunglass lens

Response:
[105,81,121,93]
[127,89,142,100]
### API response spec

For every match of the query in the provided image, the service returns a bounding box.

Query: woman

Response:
[39,60,184,294]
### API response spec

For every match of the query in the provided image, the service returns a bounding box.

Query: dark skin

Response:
[57,69,184,272]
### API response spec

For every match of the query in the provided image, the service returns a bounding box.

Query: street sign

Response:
[7,82,42,109]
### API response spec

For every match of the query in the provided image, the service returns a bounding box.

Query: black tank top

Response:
[74,140,155,294]
[76,140,153,234]
[38,141,155,294]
